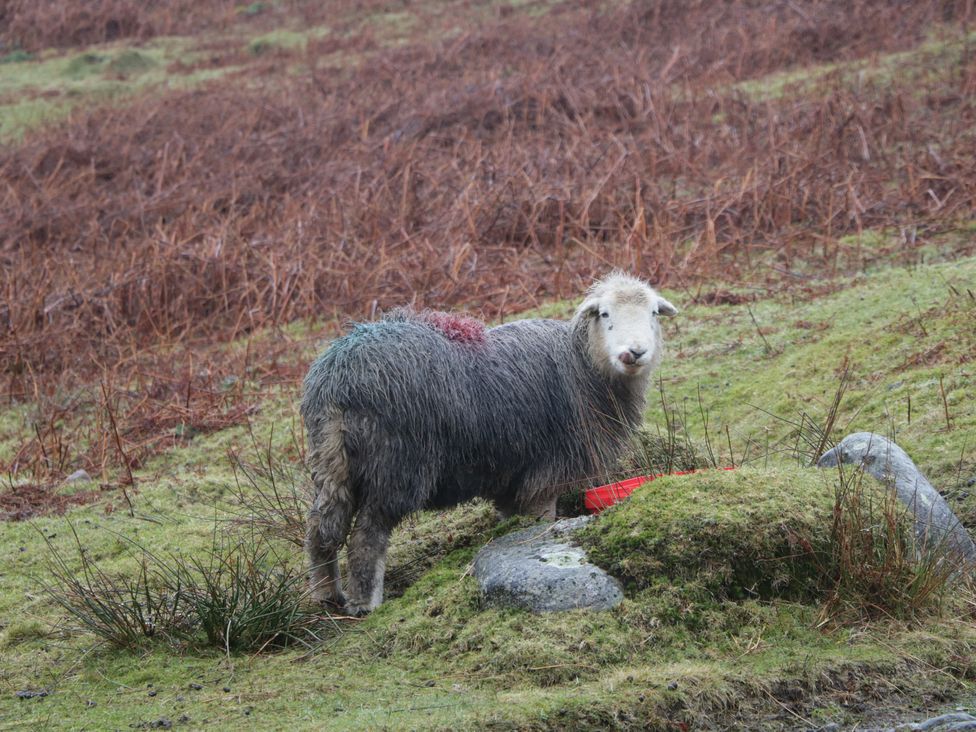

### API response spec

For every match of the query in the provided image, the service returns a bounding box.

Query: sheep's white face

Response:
[576,278,678,379]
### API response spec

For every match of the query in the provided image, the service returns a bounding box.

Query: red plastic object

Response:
[584,468,735,514]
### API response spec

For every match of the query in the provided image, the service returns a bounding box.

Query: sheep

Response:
[301,272,678,615]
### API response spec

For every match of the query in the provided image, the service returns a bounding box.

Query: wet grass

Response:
[0,40,241,142]
[2,0,976,726]
[2,247,976,728]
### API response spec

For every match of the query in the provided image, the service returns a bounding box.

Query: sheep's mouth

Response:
[613,359,649,376]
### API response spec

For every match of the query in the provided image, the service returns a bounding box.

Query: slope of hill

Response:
[1,0,975,728]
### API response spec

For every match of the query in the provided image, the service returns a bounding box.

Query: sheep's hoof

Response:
[342,603,372,618]
[314,592,347,614]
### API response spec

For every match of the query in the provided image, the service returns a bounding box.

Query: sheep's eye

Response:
[600,312,610,319]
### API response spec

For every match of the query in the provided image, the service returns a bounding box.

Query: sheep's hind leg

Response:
[524,497,557,520]
[306,475,356,610]
[344,510,395,616]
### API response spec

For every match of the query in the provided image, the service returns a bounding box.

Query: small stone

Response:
[148,690,157,697]
[222,687,231,693]
[65,469,92,483]
[423,680,436,687]
[243,707,252,716]
[175,695,184,702]
[86,700,96,708]
[188,683,202,691]
[16,689,49,700]
[667,681,678,690]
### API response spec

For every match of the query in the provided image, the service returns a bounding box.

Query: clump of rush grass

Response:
[42,524,193,648]
[816,460,959,624]
[782,361,959,623]
[42,524,327,653]
[161,532,322,654]
[229,422,309,549]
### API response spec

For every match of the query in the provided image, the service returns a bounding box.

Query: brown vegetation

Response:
[0,0,316,52]
[1,0,975,493]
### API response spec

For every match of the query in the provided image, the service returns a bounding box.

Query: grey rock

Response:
[64,469,92,483]
[817,433,976,566]
[861,712,976,731]
[472,516,623,612]
[15,689,49,700]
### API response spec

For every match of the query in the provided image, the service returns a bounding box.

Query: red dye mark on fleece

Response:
[420,311,487,345]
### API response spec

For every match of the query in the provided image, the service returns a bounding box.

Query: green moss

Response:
[581,468,835,601]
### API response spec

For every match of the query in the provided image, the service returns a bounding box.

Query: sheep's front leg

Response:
[518,481,558,520]
[344,511,393,616]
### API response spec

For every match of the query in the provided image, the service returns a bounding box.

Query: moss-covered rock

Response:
[579,467,836,601]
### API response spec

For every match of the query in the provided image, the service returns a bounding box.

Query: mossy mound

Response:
[579,467,836,602]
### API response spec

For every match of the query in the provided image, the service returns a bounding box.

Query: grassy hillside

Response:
[2,250,975,730]
[2,0,975,728]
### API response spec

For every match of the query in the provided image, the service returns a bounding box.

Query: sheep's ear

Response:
[575,297,601,319]
[655,297,678,317]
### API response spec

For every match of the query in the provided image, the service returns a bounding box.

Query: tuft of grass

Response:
[817,461,960,624]
[581,456,959,624]
[579,467,835,602]
[229,423,309,549]
[42,523,323,653]
[162,533,322,653]
[762,360,960,622]
[42,524,193,648]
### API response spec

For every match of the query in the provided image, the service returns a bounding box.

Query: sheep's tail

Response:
[305,407,356,606]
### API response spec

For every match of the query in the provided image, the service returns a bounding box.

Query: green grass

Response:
[247,27,331,56]
[652,253,976,499]
[0,40,243,142]
[736,25,976,101]
[2,237,976,728]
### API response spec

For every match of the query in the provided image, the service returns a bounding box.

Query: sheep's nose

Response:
[618,348,646,365]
